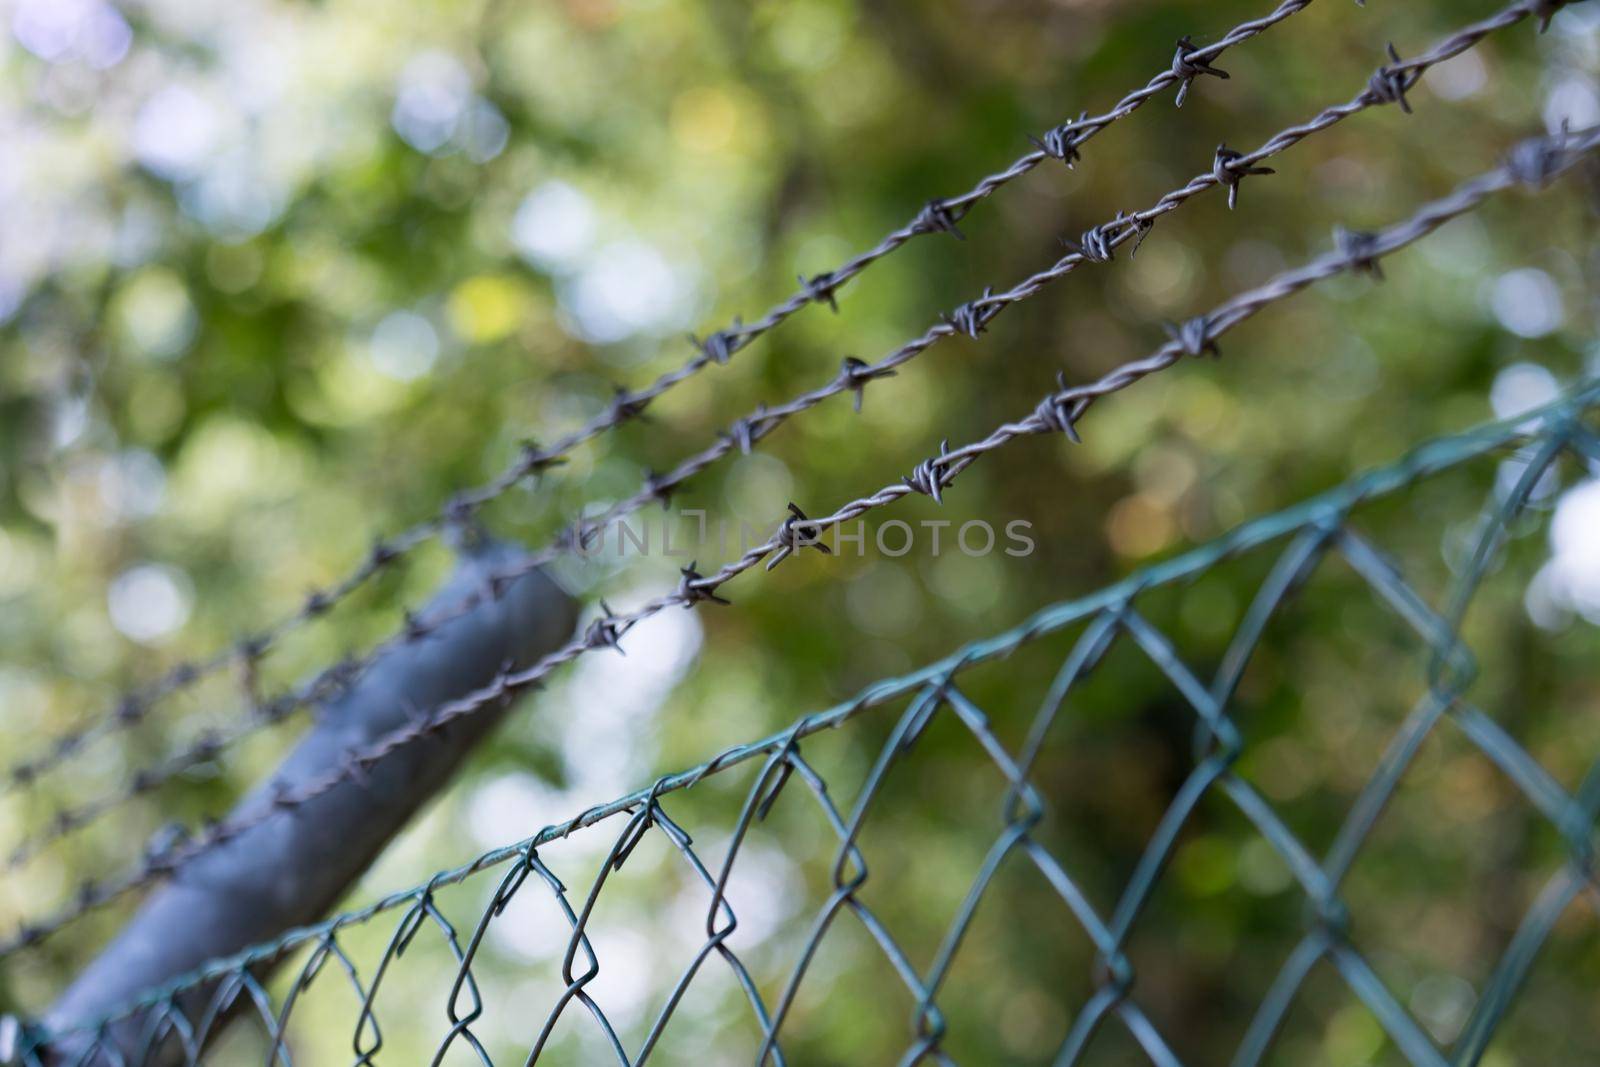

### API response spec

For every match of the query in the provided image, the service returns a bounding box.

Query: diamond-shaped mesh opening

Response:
[1113,788,1304,1053]
[1253,963,1424,1067]
[928,850,1100,1063]
[1336,724,1565,1045]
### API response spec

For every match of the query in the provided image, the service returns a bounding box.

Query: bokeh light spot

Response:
[512,181,596,274]
[107,564,192,644]
[132,85,222,182]
[369,311,441,381]
[448,274,526,345]
[392,51,472,155]
[1489,361,1559,421]
[1488,269,1563,338]
[112,267,196,360]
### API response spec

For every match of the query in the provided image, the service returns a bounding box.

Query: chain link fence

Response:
[15,382,1598,1066]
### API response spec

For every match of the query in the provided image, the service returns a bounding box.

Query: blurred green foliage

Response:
[2,0,1599,1062]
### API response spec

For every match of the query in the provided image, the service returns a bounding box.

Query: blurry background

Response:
[1,0,1599,1062]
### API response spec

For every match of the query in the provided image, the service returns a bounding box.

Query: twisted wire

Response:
[0,0,1336,800]
[6,111,1589,958]
[3,0,1531,875]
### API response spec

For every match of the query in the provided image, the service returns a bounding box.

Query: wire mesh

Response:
[15,380,1599,1067]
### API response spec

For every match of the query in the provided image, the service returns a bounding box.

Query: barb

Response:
[0,0,1334,802]
[19,380,1600,1063]
[7,117,1590,959]
[6,0,1537,877]
[1172,34,1231,108]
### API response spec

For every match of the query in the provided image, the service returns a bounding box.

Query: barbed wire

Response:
[2,0,1550,882]
[14,380,1599,1063]
[0,0,1338,802]
[0,542,537,873]
[5,101,1589,958]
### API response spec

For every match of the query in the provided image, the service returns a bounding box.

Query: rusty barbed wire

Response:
[3,0,1543,877]
[0,0,1339,803]
[12,381,1600,1064]
[5,109,1590,959]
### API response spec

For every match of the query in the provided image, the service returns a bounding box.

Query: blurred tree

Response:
[1,0,1598,1061]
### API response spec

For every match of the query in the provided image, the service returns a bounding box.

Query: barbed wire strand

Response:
[5,115,1591,959]
[16,377,1599,1054]
[0,0,1341,800]
[1,0,1546,876]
